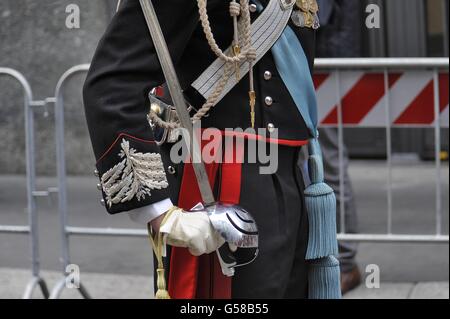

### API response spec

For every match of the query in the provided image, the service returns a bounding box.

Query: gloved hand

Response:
[159,207,225,256]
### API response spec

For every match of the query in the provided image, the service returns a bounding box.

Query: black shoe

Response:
[341,266,362,295]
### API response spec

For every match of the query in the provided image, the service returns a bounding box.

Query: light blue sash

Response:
[254,0,319,138]
[271,26,319,138]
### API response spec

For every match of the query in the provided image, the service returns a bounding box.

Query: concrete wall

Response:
[0,0,115,175]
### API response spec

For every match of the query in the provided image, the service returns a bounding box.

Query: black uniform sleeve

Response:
[83,0,199,214]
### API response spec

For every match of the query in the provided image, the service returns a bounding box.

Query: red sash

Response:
[168,142,245,299]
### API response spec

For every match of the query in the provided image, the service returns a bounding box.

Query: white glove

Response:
[159,207,225,257]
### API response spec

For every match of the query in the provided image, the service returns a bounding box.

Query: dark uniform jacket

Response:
[83,0,315,215]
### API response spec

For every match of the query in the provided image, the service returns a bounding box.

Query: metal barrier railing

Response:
[314,58,449,243]
[0,68,51,299]
[50,64,148,299]
[1,58,448,298]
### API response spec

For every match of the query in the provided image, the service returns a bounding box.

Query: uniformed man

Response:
[83,0,340,299]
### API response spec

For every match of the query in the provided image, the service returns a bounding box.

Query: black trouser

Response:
[232,144,309,298]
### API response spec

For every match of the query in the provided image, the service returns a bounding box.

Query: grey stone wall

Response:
[0,0,115,175]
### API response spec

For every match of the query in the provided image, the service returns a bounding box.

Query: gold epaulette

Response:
[291,0,320,29]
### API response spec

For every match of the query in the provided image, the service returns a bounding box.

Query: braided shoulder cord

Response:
[149,0,256,129]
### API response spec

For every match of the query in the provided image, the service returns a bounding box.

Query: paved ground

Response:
[344,281,449,299]
[0,268,153,299]
[0,160,448,298]
[0,268,447,299]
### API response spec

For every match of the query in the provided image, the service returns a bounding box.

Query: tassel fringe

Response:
[305,154,338,260]
[308,256,341,299]
[155,268,171,299]
[147,208,179,300]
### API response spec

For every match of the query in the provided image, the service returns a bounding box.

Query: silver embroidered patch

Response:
[100,139,169,207]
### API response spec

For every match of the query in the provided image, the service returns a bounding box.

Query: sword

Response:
[139,0,215,206]
[139,0,242,277]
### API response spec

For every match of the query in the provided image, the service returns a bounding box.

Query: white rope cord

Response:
[198,0,254,62]
[230,1,241,46]
[149,0,256,129]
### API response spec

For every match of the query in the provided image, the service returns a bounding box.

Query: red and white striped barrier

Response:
[314,71,449,128]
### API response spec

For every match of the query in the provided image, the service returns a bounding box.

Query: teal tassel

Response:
[308,256,342,299]
[304,153,339,259]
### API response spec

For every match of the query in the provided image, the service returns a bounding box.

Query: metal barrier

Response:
[49,64,147,299]
[314,58,449,243]
[0,68,51,299]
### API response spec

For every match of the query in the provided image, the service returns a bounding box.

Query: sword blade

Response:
[139,0,215,205]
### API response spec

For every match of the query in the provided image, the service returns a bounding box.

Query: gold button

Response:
[267,123,276,133]
[94,169,99,177]
[97,183,102,191]
[265,96,273,106]
[168,166,176,175]
[100,199,105,206]
[264,71,272,81]
[249,4,257,12]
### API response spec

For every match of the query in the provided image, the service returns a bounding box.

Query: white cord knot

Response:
[229,2,241,17]
[246,47,257,61]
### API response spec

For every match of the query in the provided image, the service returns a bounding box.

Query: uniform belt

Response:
[198,128,309,147]
[218,129,308,147]
[191,0,295,104]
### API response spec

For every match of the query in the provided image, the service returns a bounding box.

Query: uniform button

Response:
[249,4,257,13]
[100,199,105,206]
[167,166,176,175]
[265,96,273,106]
[264,71,272,80]
[267,123,276,133]
[97,183,102,191]
[94,169,99,177]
